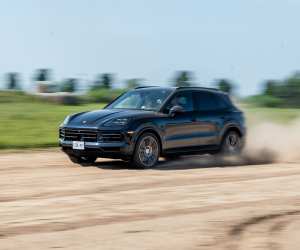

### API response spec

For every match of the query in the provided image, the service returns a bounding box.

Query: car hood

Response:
[67,109,160,127]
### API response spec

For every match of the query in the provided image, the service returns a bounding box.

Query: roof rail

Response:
[176,86,220,91]
[134,86,159,89]
[134,85,221,92]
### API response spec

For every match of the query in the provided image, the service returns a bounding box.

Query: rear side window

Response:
[194,91,228,111]
[220,94,234,108]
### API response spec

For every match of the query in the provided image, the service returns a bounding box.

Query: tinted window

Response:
[220,94,234,108]
[106,88,173,111]
[194,91,218,111]
[164,91,193,112]
[212,94,229,109]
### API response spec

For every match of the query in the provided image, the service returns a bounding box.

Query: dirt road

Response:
[0,150,300,250]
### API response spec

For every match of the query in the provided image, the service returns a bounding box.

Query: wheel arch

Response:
[220,124,244,144]
[218,125,245,154]
[224,126,243,137]
[133,127,163,156]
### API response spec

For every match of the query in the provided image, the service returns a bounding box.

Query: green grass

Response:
[0,90,40,103]
[1,91,300,149]
[241,104,300,124]
[0,101,105,149]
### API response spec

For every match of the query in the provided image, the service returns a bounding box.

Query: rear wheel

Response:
[131,133,160,169]
[68,155,97,165]
[220,130,243,155]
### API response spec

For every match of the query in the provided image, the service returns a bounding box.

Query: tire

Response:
[130,133,160,169]
[220,130,243,156]
[68,155,97,165]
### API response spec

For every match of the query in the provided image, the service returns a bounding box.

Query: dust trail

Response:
[161,119,300,169]
[245,119,300,163]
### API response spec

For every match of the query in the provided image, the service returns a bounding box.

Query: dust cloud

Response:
[244,119,300,164]
[161,119,300,169]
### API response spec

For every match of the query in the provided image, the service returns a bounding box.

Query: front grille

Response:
[60,128,124,143]
[100,131,123,142]
[60,128,98,142]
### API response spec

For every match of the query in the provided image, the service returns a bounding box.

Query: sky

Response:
[0,0,300,95]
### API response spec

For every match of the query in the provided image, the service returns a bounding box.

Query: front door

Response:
[162,91,199,149]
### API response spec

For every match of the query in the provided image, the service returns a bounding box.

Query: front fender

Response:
[130,123,164,150]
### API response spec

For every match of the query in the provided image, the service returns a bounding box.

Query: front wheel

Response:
[130,133,160,169]
[220,131,243,156]
[68,155,97,165]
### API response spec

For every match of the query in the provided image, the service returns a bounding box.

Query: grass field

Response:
[241,104,300,124]
[1,92,300,149]
[0,100,104,149]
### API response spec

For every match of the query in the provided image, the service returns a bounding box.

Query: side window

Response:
[194,91,218,111]
[164,91,193,112]
[220,94,234,108]
[211,94,228,109]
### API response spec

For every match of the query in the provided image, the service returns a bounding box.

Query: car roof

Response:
[134,86,225,95]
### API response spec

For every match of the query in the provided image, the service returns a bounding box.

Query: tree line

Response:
[3,69,235,94]
[242,71,300,108]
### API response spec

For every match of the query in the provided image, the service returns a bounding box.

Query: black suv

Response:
[59,87,246,168]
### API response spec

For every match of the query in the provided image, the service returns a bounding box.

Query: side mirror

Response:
[169,105,184,117]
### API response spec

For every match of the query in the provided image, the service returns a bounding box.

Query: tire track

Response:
[222,211,300,250]
[1,151,300,250]
[1,170,300,203]
[1,197,299,239]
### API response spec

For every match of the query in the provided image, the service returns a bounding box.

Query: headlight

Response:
[62,115,71,126]
[104,118,130,127]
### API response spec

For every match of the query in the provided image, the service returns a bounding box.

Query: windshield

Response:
[106,88,174,111]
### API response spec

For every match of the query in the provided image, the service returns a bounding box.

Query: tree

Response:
[61,78,77,92]
[33,69,53,93]
[216,79,234,94]
[126,78,142,89]
[102,73,113,88]
[263,80,278,96]
[173,71,193,87]
[6,72,20,90]
[282,75,300,106]
[258,72,300,108]
[34,69,51,82]
[92,73,113,89]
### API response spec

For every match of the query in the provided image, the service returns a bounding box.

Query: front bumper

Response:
[59,127,136,158]
[60,139,133,158]
[59,139,127,148]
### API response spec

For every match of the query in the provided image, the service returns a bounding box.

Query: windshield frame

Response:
[104,87,176,112]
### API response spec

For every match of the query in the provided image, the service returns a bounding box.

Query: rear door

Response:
[192,91,226,146]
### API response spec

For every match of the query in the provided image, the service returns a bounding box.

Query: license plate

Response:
[72,141,85,150]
